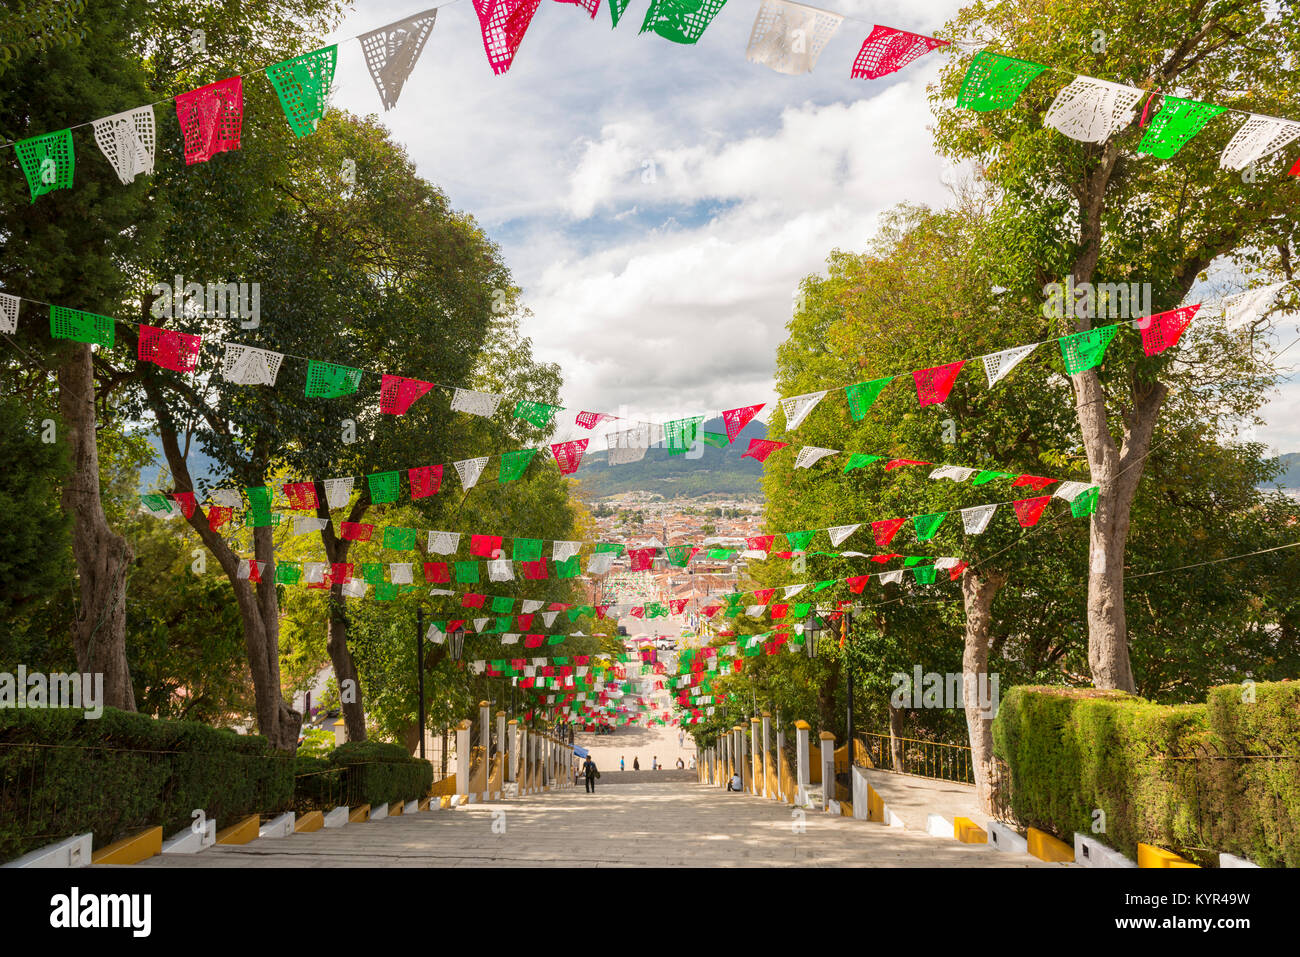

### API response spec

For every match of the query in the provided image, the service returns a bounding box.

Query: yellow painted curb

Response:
[388,802,403,817]
[954,817,988,844]
[1138,843,1200,868]
[91,826,162,865]
[294,811,324,833]
[866,785,885,822]
[839,801,853,817]
[349,804,371,823]
[1027,826,1074,862]
[439,795,452,809]
[417,797,431,812]
[216,814,260,846]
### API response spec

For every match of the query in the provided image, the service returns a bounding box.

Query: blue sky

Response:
[323,0,1300,455]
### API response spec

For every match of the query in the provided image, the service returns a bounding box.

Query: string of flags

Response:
[12,1,1300,205]
[210,486,1097,592]
[6,284,1290,468]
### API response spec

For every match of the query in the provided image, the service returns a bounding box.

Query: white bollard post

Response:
[507,720,518,785]
[456,719,471,802]
[819,731,836,812]
[794,720,811,806]
[775,726,786,802]
[761,713,772,799]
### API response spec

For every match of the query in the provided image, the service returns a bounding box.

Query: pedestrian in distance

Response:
[620,756,625,772]
[633,756,640,771]
[583,755,599,793]
[727,771,742,792]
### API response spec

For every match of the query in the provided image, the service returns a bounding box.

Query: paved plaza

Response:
[135,781,1057,868]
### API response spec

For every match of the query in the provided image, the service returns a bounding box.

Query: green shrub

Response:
[0,707,292,862]
[326,741,433,807]
[993,682,1300,866]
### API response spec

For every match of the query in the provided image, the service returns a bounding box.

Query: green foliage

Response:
[0,707,292,861]
[993,683,1300,866]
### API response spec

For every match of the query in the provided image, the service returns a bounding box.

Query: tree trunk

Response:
[887,703,905,772]
[1072,363,1165,692]
[960,567,1006,816]
[58,344,136,711]
[315,485,368,742]
[144,379,300,749]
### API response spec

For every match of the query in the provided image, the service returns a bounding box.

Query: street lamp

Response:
[801,612,826,660]
[448,624,467,662]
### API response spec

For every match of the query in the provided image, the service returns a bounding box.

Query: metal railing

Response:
[856,732,974,785]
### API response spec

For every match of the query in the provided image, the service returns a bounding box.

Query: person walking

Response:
[620,756,625,772]
[583,755,599,793]
[633,757,640,771]
[652,755,658,770]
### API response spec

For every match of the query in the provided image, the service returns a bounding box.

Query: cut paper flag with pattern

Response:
[1222,282,1290,329]
[640,0,728,44]
[913,512,946,541]
[852,25,947,80]
[664,416,704,455]
[1136,95,1226,159]
[956,50,1047,112]
[982,343,1036,387]
[324,477,354,509]
[282,482,318,510]
[827,524,859,547]
[472,0,543,74]
[607,424,659,465]
[1219,114,1300,171]
[961,503,997,534]
[844,377,893,419]
[367,471,399,504]
[221,343,283,385]
[266,46,337,137]
[1043,76,1143,144]
[91,106,155,185]
[427,530,461,554]
[930,465,977,482]
[551,439,588,474]
[744,0,843,76]
[1059,325,1118,374]
[1139,304,1200,356]
[51,306,113,348]
[455,456,490,491]
[15,128,74,202]
[608,0,631,26]
[0,293,17,335]
[794,446,837,469]
[175,76,243,166]
[780,390,827,429]
[913,360,965,406]
[138,325,201,372]
[1052,481,1095,503]
[843,453,881,473]
[872,517,905,547]
[305,360,362,398]
[379,374,434,414]
[575,411,611,429]
[514,400,557,428]
[1013,495,1051,527]
[499,448,537,482]
[409,465,442,498]
[722,403,764,442]
[358,8,438,111]
[450,387,503,418]
[742,438,787,462]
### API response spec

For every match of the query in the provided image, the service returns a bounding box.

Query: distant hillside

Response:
[1267,452,1300,488]
[139,434,224,491]
[575,416,766,501]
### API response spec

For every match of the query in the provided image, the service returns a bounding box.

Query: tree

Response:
[932,0,1300,689]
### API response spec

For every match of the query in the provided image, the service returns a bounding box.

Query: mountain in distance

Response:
[574,415,767,502]
[1265,452,1300,488]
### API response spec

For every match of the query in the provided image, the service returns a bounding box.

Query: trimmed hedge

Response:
[293,742,434,811]
[993,682,1300,867]
[0,707,292,862]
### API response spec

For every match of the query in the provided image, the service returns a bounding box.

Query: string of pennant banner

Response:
[9,0,1300,198]
[218,487,1097,589]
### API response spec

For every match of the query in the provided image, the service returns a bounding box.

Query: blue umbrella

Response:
[573,746,590,758]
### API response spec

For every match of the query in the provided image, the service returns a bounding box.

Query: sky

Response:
[322,0,1300,455]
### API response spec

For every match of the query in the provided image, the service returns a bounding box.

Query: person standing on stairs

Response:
[583,754,599,793]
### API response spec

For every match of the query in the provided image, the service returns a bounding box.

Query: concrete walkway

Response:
[136,782,1055,868]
